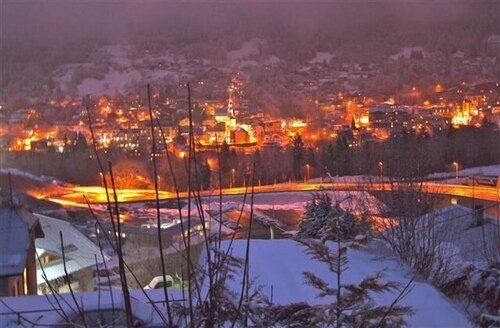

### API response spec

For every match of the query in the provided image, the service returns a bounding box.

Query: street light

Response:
[157,175,161,190]
[306,164,310,182]
[232,169,236,188]
[378,162,383,179]
[452,162,458,179]
[99,172,104,188]
[207,160,213,189]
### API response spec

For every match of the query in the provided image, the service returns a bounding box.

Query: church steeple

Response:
[227,95,234,117]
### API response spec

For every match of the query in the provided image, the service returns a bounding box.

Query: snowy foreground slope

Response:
[217,239,472,328]
[0,239,472,327]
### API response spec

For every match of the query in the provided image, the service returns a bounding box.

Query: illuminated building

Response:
[369,106,411,129]
[207,93,256,147]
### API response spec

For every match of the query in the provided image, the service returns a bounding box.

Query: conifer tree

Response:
[272,193,414,327]
[270,238,414,328]
[299,193,371,241]
[292,134,305,180]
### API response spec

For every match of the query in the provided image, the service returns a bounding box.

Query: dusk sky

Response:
[2,0,495,46]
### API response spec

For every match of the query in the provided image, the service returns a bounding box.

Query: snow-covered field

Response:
[219,239,472,328]
[389,46,429,60]
[200,190,384,235]
[227,38,264,64]
[203,190,381,212]
[52,44,187,97]
[309,51,335,64]
[77,70,142,96]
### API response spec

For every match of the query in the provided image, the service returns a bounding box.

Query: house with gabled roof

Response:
[34,214,109,294]
[0,204,44,297]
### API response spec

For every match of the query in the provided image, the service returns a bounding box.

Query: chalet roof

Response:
[235,127,249,134]
[0,207,43,277]
[34,214,109,283]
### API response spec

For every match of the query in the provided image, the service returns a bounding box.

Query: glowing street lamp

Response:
[306,164,310,182]
[452,162,458,179]
[232,168,236,188]
[378,162,384,179]
[157,175,161,190]
[99,172,104,188]
[206,159,215,189]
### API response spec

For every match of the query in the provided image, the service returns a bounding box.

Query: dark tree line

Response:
[2,124,498,189]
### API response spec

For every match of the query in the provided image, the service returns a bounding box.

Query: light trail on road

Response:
[38,181,499,207]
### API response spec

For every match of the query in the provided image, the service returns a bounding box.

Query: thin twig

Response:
[233,164,255,328]
[88,206,116,327]
[94,255,101,317]
[35,250,73,324]
[84,197,169,326]
[59,231,87,327]
[186,82,195,325]
[375,276,415,328]
[147,84,174,327]
[108,162,134,327]
[84,107,119,246]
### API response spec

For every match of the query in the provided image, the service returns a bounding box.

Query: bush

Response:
[442,264,500,323]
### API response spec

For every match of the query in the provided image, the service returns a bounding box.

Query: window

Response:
[23,268,28,295]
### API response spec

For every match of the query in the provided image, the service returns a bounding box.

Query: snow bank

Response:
[219,239,471,328]
[426,164,500,180]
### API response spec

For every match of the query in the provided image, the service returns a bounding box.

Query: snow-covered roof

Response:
[34,214,109,283]
[0,288,185,327]
[0,207,42,277]
[0,213,29,277]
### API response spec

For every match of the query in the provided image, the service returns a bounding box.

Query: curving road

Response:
[40,181,499,208]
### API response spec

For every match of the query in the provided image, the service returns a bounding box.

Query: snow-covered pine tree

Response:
[270,238,414,328]
[273,196,413,328]
[298,192,371,241]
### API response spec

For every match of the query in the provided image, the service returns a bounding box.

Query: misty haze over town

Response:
[0,1,499,327]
